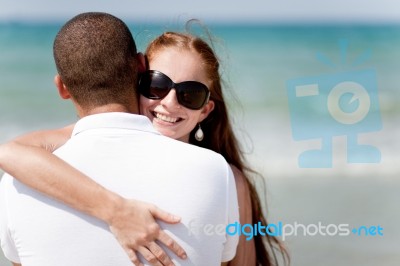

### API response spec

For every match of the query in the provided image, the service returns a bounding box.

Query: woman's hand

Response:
[108,199,187,266]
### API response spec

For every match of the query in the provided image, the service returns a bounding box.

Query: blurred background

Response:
[1,1,399,265]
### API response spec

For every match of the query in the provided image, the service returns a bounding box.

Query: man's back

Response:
[0,113,239,265]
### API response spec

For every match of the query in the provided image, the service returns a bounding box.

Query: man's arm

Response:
[0,128,187,265]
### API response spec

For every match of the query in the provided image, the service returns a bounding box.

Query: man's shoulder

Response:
[152,136,229,169]
[162,137,224,160]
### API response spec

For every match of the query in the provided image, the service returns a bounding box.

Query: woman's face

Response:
[140,48,214,143]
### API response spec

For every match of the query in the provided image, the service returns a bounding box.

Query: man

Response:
[0,12,238,266]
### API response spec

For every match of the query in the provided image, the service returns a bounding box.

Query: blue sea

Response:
[1,22,399,265]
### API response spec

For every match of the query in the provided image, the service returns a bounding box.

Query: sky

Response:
[1,0,400,24]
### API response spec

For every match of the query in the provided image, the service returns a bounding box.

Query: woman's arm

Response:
[12,124,74,152]
[0,128,187,266]
[228,165,256,266]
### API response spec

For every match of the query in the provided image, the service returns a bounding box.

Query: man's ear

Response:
[136,52,146,74]
[54,75,71,99]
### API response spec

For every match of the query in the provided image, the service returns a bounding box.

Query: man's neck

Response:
[78,103,139,118]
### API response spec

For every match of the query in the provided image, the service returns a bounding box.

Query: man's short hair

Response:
[53,12,138,108]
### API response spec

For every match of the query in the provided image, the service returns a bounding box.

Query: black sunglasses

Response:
[139,70,210,110]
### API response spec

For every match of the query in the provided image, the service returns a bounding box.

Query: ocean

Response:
[1,22,399,265]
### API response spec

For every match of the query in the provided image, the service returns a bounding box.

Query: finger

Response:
[126,248,144,266]
[158,231,187,259]
[150,207,181,224]
[147,241,174,266]
[137,246,163,266]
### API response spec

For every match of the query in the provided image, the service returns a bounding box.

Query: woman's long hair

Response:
[146,31,289,266]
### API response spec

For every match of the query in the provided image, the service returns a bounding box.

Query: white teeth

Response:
[155,112,178,123]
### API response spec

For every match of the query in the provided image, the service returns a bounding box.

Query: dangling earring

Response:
[195,123,204,141]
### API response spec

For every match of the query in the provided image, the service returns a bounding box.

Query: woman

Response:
[0,32,287,265]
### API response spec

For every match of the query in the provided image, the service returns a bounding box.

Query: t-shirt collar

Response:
[72,112,160,137]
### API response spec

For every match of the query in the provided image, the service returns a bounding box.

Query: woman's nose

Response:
[160,88,181,109]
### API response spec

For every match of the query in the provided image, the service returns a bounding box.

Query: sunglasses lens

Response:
[139,72,170,99]
[139,71,210,110]
[176,82,209,110]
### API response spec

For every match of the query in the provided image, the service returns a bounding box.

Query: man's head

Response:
[53,12,143,114]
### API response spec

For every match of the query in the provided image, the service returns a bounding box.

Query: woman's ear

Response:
[54,75,71,99]
[198,100,215,122]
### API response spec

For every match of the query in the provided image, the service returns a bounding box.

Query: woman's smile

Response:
[152,111,183,124]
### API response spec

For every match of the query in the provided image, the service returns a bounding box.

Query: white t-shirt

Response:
[0,112,239,266]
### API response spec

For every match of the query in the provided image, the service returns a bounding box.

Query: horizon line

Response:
[1,18,400,27]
